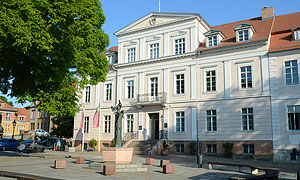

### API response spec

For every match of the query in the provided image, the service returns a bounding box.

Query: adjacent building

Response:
[73,7,300,161]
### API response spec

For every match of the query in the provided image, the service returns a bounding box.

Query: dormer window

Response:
[234,23,255,43]
[292,27,300,41]
[238,30,249,42]
[295,30,300,40]
[107,55,114,64]
[204,29,225,48]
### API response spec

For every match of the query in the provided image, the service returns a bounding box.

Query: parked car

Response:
[35,129,50,137]
[17,140,45,153]
[0,138,18,151]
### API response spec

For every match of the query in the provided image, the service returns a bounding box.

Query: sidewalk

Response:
[0,150,297,180]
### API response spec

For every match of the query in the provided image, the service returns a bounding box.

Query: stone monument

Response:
[111,100,123,148]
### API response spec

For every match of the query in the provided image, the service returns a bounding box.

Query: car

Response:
[0,138,18,151]
[17,140,45,153]
[35,129,50,137]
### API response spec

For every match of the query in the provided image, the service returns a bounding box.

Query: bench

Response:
[207,161,279,180]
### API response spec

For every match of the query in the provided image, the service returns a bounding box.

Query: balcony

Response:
[133,92,167,107]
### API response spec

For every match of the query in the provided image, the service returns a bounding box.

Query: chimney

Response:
[261,7,274,20]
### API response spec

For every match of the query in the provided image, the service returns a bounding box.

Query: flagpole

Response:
[81,106,85,152]
[98,104,101,152]
[159,0,161,12]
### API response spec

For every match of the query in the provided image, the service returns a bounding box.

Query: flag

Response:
[93,104,100,128]
[80,105,85,129]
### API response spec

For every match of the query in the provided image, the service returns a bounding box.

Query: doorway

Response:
[148,113,159,140]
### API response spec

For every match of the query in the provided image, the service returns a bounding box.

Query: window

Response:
[107,55,114,64]
[242,108,254,131]
[127,114,134,133]
[206,144,217,153]
[127,80,134,99]
[85,86,91,103]
[104,115,111,133]
[175,111,185,132]
[150,77,158,97]
[238,30,249,42]
[205,70,216,92]
[208,36,218,47]
[20,117,25,121]
[285,60,299,85]
[150,43,159,59]
[84,116,89,133]
[106,83,112,101]
[175,144,184,153]
[295,30,300,40]
[127,48,136,62]
[207,110,217,132]
[5,125,9,132]
[17,125,25,132]
[175,74,185,94]
[6,113,10,120]
[240,66,252,88]
[175,38,185,55]
[288,105,300,130]
[243,144,254,155]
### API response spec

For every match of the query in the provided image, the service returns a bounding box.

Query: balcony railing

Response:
[134,92,167,105]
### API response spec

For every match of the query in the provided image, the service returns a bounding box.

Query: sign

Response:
[149,17,156,26]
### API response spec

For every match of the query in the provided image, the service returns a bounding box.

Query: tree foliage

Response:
[0,96,13,106]
[0,0,109,98]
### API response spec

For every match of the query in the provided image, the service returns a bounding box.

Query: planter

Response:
[161,148,168,156]
[102,147,134,164]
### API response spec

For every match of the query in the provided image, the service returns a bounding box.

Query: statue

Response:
[111,100,124,148]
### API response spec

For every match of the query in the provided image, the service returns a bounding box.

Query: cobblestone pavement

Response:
[0,150,297,180]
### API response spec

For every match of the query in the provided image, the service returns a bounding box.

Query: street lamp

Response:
[12,120,17,139]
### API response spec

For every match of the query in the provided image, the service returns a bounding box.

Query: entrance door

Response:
[149,113,159,140]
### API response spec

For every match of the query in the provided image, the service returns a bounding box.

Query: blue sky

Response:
[2,0,300,108]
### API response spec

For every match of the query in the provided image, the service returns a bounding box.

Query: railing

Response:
[159,130,168,139]
[122,131,138,146]
[134,92,167,104]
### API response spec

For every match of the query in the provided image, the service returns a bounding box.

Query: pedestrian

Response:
[142,128,147,141]
[57,140,61,151]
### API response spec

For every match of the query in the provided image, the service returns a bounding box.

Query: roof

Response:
[0,99,29,121]
[104,46,118,54]
[269,12,300,52]
[198,16,274,51]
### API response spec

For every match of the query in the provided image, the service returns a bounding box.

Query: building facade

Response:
[73,7,300,161]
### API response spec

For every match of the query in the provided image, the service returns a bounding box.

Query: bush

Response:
[189,141,196,155]
[223,142,234,158]
[89,138,97,149]
[110,139,116,147]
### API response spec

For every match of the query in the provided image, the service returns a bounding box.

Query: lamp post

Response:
[12,120,17,139]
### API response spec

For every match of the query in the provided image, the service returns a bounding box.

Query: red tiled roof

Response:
[0,99,29,121]
[198,17,274,51]
[269,12,300,52]
[104,46,118,54]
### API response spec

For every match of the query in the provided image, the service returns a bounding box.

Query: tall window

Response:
[206,70,216,92]
[175,38,185,55]
[240,66,252,88]
[175,74,185,94]
[150,43,159,59]
[175,111,185,132]
[127,80,134,99]
[6,113,10,120]
[208,36,218,47]
[207,110,217,132]
[104,115,111,133]
[85,86,91,103]
[107,55,114,64]
[84,117,89,133]
[243,144,254,155]
[288,105,300,130]
[175,144,184,153]
[206,144,217,153]
[17,126,25,132]
[150,77,158,97]
[127,48,136,62]
[20,117,25,121]
[106,84,112,101]
[242,108,254,131]
[5,125,10,132]
[238,30,249,42]
[127,114,134,133]
[295,30,300,40]
[285,60,299,85]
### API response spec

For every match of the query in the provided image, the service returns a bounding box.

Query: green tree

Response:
[0,96,13,106]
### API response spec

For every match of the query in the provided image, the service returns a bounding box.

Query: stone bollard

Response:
[76,157,85,164]
[163,164,174,174]
[54,160,66,169]
[160,160,170,167]
[103,165,116,175]
[145,158,154,165]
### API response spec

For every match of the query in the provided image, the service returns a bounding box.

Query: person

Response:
[142,128,147,141]
[0,125,3,139]
[56,140,61,151]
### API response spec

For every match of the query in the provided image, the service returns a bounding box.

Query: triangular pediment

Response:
[114,12,202,36]
[204,29,225,39]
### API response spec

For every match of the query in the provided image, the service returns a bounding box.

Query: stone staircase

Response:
[127,140,155,155]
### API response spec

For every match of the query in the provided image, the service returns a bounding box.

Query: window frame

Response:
[286,105,300,131]
[126,114,134,133]
[6,113,11,120]
[203,67,218,93]
[173,71,186,96]
[206,144,217,153]
[294,30,300,41]
[206,110,217,132]
[237,29,249,42]
[174,110,186,133]
[85,86,91,103]
[125,79,135,99]
[173,37,186,55]
[107,55,114,64]
[127,47,136,63]
[104,82,113,102]
[283,59,299,86]
[148,75,159,100]
[238,63,254,89]
[103,115,111,133]
[207,35,218,47]
[175,144,185,153]
[84,116,89,134]
[243,144,254,155]
[241,108,254,131]
[148,42,160,59]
